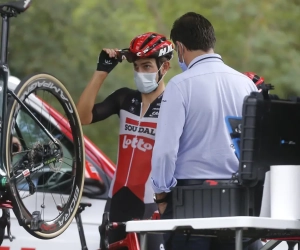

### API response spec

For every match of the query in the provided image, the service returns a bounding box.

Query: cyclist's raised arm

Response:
[76,48,119,125]
[91,87,131,123]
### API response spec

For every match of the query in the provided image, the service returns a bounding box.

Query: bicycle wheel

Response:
[4,73,85,239]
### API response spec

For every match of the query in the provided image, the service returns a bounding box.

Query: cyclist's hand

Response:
[96,48,119,73]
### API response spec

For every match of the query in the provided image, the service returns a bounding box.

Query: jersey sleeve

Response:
[91,87,131,123]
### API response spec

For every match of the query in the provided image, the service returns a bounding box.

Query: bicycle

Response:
[0,0,85,245]
[75,203,161,250]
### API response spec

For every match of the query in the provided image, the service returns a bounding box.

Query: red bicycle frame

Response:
[99,211,161,250]
[103,232,140,250]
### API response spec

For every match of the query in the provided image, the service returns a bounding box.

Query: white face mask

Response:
[134,64,165,94]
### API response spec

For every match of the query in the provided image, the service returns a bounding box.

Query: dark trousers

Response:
[160,194,262,250]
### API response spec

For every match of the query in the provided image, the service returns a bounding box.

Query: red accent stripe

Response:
[125,118,156,129]
[140,121,156,129]
[125,117,139,126]
[205,180,218,186]
[21,248,36,250]
[0,247,10,250]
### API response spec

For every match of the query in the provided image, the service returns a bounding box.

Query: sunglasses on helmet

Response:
[116,49,135,63]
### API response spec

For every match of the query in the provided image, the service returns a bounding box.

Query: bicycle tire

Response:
[4,73,85,239]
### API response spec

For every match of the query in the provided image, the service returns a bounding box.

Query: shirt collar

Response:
[187,53,223,69]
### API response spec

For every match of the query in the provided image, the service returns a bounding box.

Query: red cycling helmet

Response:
[127,32,174,62]
[244,72,265,88]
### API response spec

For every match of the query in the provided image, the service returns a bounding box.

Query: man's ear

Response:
[175,41,180,51]
[176,41,184,53]
[162,61,170,74]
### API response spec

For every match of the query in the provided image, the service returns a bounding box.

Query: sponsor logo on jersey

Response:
[125,124,156,135]
[122,135,153,151]
[149,111,159,117]
[131,98,139,105]
[129,106,135,113]
[124,117,156,136]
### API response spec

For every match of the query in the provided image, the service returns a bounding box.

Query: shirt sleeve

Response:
[151,81,185,193]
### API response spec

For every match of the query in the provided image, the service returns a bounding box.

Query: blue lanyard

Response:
[189,56,223,69]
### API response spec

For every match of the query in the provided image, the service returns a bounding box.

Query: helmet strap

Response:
[156,58,163,83]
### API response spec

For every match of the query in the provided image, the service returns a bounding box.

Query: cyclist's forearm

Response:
[77,71,108,125]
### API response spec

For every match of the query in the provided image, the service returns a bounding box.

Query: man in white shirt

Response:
[151,12,259,250]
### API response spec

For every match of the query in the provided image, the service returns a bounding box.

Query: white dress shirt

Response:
[151,54,257,193]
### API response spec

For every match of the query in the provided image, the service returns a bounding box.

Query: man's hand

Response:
[155,192,169,215]
[157,202,168,215]
[96,48,119,73]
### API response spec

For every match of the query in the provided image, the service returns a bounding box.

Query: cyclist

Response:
[77,32,174,249]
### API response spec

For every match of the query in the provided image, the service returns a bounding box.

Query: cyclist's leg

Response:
[103,187,168,249]
[108,187,145,249]
[142,203,165,250]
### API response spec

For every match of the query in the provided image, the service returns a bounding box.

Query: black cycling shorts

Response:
[101,187,164,250]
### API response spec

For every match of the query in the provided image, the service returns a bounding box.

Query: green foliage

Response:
[4,0,300,162]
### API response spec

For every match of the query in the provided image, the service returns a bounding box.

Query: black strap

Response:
[189,56,223,69]
[185,231,191,246]
[230,131,241,139]
[177,179,205,186]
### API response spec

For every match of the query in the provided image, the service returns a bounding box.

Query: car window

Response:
[12,104,110,199]
[12,107,75,195]
[15,110,73,160]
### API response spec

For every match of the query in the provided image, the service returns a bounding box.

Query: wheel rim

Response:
[5,74,84,238]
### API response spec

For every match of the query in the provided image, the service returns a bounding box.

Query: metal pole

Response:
[140,233,147,250]
[0,15,9,64]
[75,212,88,250]
[235,228,243,250]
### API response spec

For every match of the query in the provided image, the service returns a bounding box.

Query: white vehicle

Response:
[0,76,115,250]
